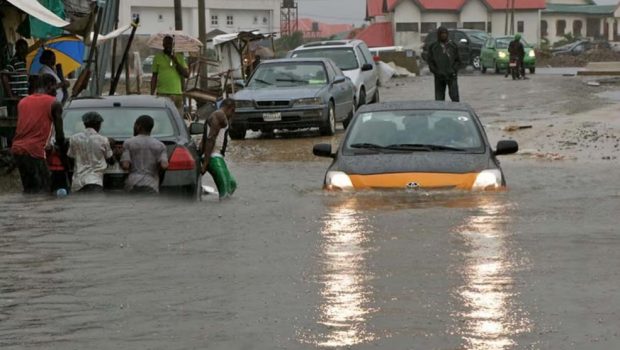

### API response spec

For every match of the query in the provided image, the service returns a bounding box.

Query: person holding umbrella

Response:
[150,35,189,116]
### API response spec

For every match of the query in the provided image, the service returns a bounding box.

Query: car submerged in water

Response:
[312,101,518,191]
[230,58,356,139]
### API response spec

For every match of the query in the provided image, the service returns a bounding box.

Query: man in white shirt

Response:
[67,112,115,193]
[38,50,69,103]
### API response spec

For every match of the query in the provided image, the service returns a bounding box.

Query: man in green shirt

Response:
[150,35,189,117]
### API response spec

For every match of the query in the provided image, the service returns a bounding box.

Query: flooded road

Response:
[1,73,620,349]
[1,147,619,349]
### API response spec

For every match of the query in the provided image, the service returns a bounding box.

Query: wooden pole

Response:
[174,0,183,31]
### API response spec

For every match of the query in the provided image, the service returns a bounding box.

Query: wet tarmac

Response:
[1,74,620,349]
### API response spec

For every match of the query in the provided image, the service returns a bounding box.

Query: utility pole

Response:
[174,0,183,30]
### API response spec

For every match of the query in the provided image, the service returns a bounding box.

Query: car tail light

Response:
[48,151,65,171]
[168,146,195,171]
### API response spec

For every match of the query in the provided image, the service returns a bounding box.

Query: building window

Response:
[158,14,164,23]
[211,15,218,25]
[441,22,457,30]
[227,15,234,26]
[573,20,583,37]
[517,21,524,33]
[541,20,548,36]
[463,22,485,31]
[396,22,419,32]
[557,20,566,36]
[421,22,437,34]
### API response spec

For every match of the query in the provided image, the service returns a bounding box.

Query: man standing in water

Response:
[67,112,115,193]
[202,99,237,199]
[10,74,64,194]
[427,26,462,102]
[121,115,169,194]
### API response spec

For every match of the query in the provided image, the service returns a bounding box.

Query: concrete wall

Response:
[393,0,422,49]
[490,10,540,44]
[460,0,489,24]
[119,0,280,37]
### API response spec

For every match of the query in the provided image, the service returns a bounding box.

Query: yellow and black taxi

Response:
[313,101,518,191]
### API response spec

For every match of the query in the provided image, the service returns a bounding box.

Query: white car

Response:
[288,40,380,126]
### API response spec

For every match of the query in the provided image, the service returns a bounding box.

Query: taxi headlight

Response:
[235,100,254,109]
[498,51,507,59]
[325,171,354,190]
[293,97,323,106]
[529,50,536,58]
[472,169,502,191]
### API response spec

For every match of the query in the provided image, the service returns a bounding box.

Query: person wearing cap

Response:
[508,33,526,79]
[427,26,462,102]
[67,112,116,193]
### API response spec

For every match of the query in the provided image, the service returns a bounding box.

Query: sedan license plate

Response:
[263,112,282,122]
[509,62,517,67]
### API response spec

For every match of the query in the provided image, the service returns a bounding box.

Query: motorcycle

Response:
[508,57,521,80]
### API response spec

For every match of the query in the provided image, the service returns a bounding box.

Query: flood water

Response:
[1,132,619,349]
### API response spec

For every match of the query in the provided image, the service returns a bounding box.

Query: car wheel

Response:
[371,86,380,103]
[358,88,366,107]
[228,127,246,140]
[530,67,536,74]
[472,55,481,70]
[319,102,336,136]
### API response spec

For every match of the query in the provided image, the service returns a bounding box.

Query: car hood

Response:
[233,85,325,100]
[335,152,491,175]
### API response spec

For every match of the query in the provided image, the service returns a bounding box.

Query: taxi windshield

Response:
[345,110,485,153]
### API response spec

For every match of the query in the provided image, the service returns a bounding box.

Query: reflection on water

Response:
[304,198,376,347]
[454,198,531,349]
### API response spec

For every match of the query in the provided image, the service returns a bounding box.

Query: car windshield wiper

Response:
[276,78,307,84]
[253,78,272,85]
[386,143,467,152]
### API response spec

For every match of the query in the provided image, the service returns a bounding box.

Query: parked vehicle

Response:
[421,29,489,70]
[480,36,536,74]
[551,40,611,56]
[49,95,203,199]
[288,40,380,109]
[230,58,356,139]
[312,101,518,191]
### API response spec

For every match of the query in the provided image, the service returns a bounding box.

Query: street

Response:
[1,73,620,349]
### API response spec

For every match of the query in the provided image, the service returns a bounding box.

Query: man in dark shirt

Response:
[427,27,462,102]
[508,33,526,79]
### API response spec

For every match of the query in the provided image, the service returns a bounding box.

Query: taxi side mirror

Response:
[313,143,334,158]
[495,140,518,155]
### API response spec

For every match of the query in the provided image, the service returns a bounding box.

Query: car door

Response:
[453,31,471,67]
[326,61,350,120]
[356,44,377,100]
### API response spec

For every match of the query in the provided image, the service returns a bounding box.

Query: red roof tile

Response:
[298,18,354,38]
[355,22,394,47]
[387,0,546,11]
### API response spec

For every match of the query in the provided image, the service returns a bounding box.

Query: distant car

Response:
[421,28,489,70]
[230,58,356,139]
[551,40,611,56]
[48,95,203,199]
[312,101,518,191]
[288,40,380,109]
[480,36,536,74]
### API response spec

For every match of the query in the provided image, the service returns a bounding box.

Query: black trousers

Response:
[14,154,50,194]
[434,76,460,102]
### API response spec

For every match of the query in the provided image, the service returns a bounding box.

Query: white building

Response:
[118,0,281,37]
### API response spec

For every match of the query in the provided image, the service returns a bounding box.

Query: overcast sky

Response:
[297,0,366,25]
[297,0,619,25]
